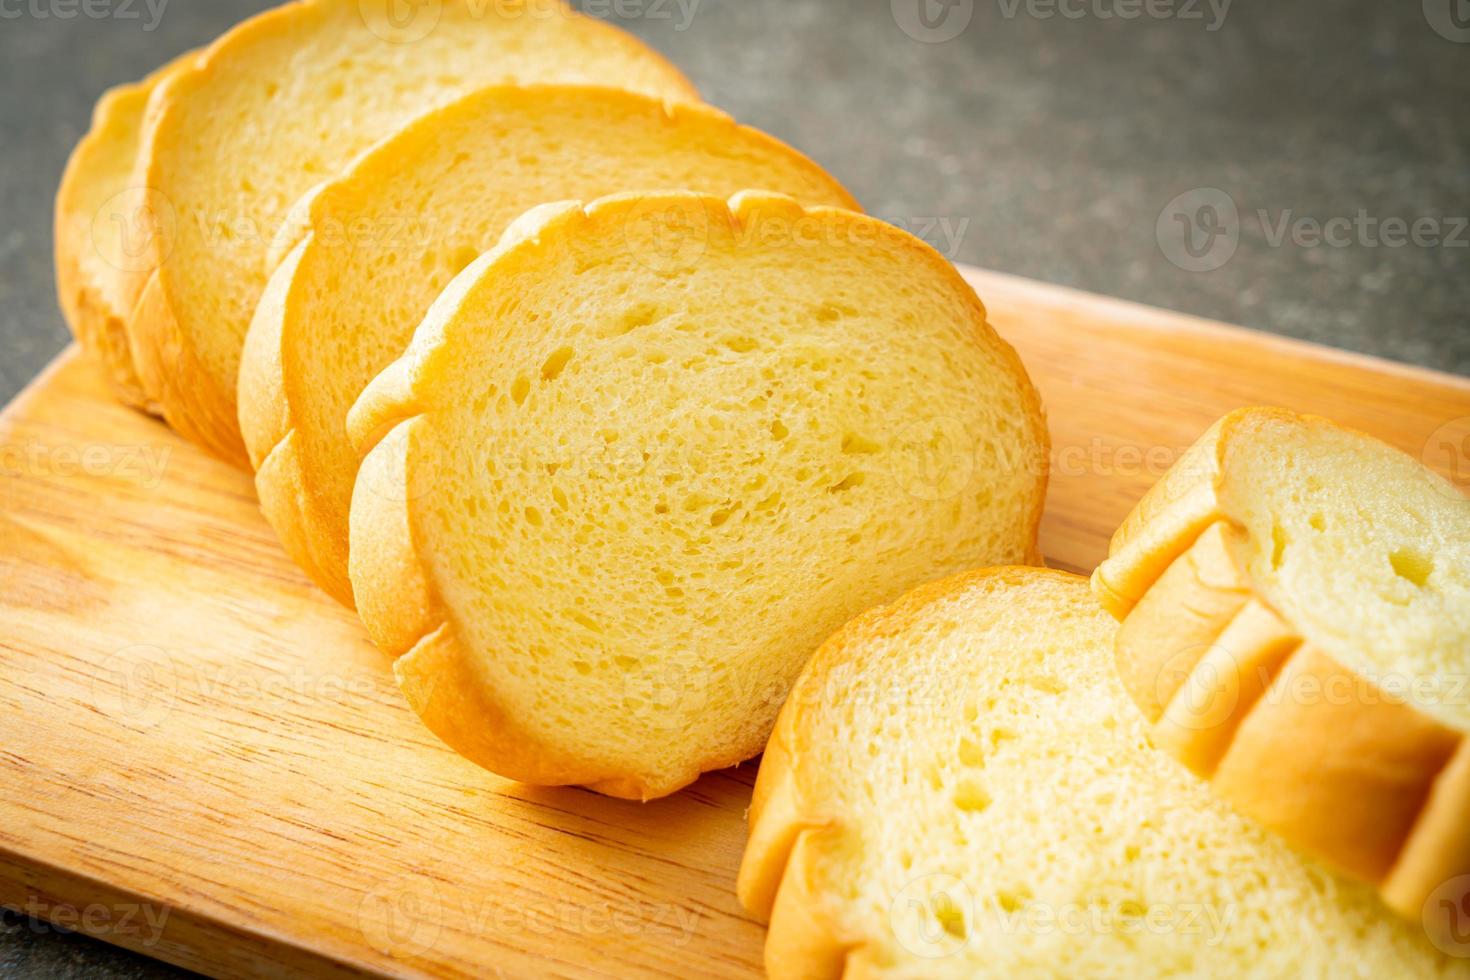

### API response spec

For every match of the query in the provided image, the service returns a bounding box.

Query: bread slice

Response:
[737,567,1464,977]
[238,84,860,608]
[1092,407,1470,923]
[121,0,697,465]
[54,50,195,409]
[346,191,1048,799]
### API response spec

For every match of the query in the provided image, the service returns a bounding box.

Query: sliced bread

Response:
[121,0,697,464]
[346,191,1048,799]
[1092,407,1470,922]
[54,50,195,409]
[238,83,859,607]
[737,567,1465,977]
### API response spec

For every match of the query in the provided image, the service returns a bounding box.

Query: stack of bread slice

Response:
[738,412,1470,975]
[1093,408,1470,930]
[345,190,1047,798]
[69,0,698,463]
[57,1,1049,799]
[238,84,863,607]
[56,0,1470,971]
[739,567,1467,977]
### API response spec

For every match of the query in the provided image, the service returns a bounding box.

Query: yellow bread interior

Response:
[1093,407,1470,924]
[53,50,195,408]
[347,191,1048,798]
[1096,407,1470,732]
[737,567,1465,978]
[238,83,858,607]
[128,0,697,461]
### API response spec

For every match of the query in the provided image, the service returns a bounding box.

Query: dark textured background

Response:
[1,0,1468,975]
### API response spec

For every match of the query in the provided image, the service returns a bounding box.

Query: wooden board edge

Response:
[957,265,1470,395]
[0,845,380,979]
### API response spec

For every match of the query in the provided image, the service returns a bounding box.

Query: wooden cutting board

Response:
[2,267,1468,979]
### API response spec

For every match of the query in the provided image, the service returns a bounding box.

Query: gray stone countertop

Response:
[1,0,1466,976]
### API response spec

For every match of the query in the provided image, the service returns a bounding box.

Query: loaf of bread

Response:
[238,83,859,607]
[346,191,1048,799]
[1093,407,1470,925]
[118,0,697,464]
[54,50,194,410]
[738,566,1465,977]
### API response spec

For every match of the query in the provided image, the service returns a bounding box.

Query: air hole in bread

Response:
[448,244,480,276]
[1389,548,1434,588]
[953,779,991,813]
[539,346,574,381]
[1270,523,1288,570]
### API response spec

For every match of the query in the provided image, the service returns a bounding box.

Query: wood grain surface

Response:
[1,266,1467,979]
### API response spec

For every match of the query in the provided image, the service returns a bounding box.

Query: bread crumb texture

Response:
[245,83,857,605]
[740,567,1466,978]
[349,191,1047,798]
[1093,407,1470,923]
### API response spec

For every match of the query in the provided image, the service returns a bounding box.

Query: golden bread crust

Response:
[237,83,860,607]
[54,52,195,410]
[1093,406,1470,921]
[737,567,1072,980]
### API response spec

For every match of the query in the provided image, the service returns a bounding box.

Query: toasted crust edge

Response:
[1091,406,1470,921]
[54,52,195,411]
[239,235,357,605]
